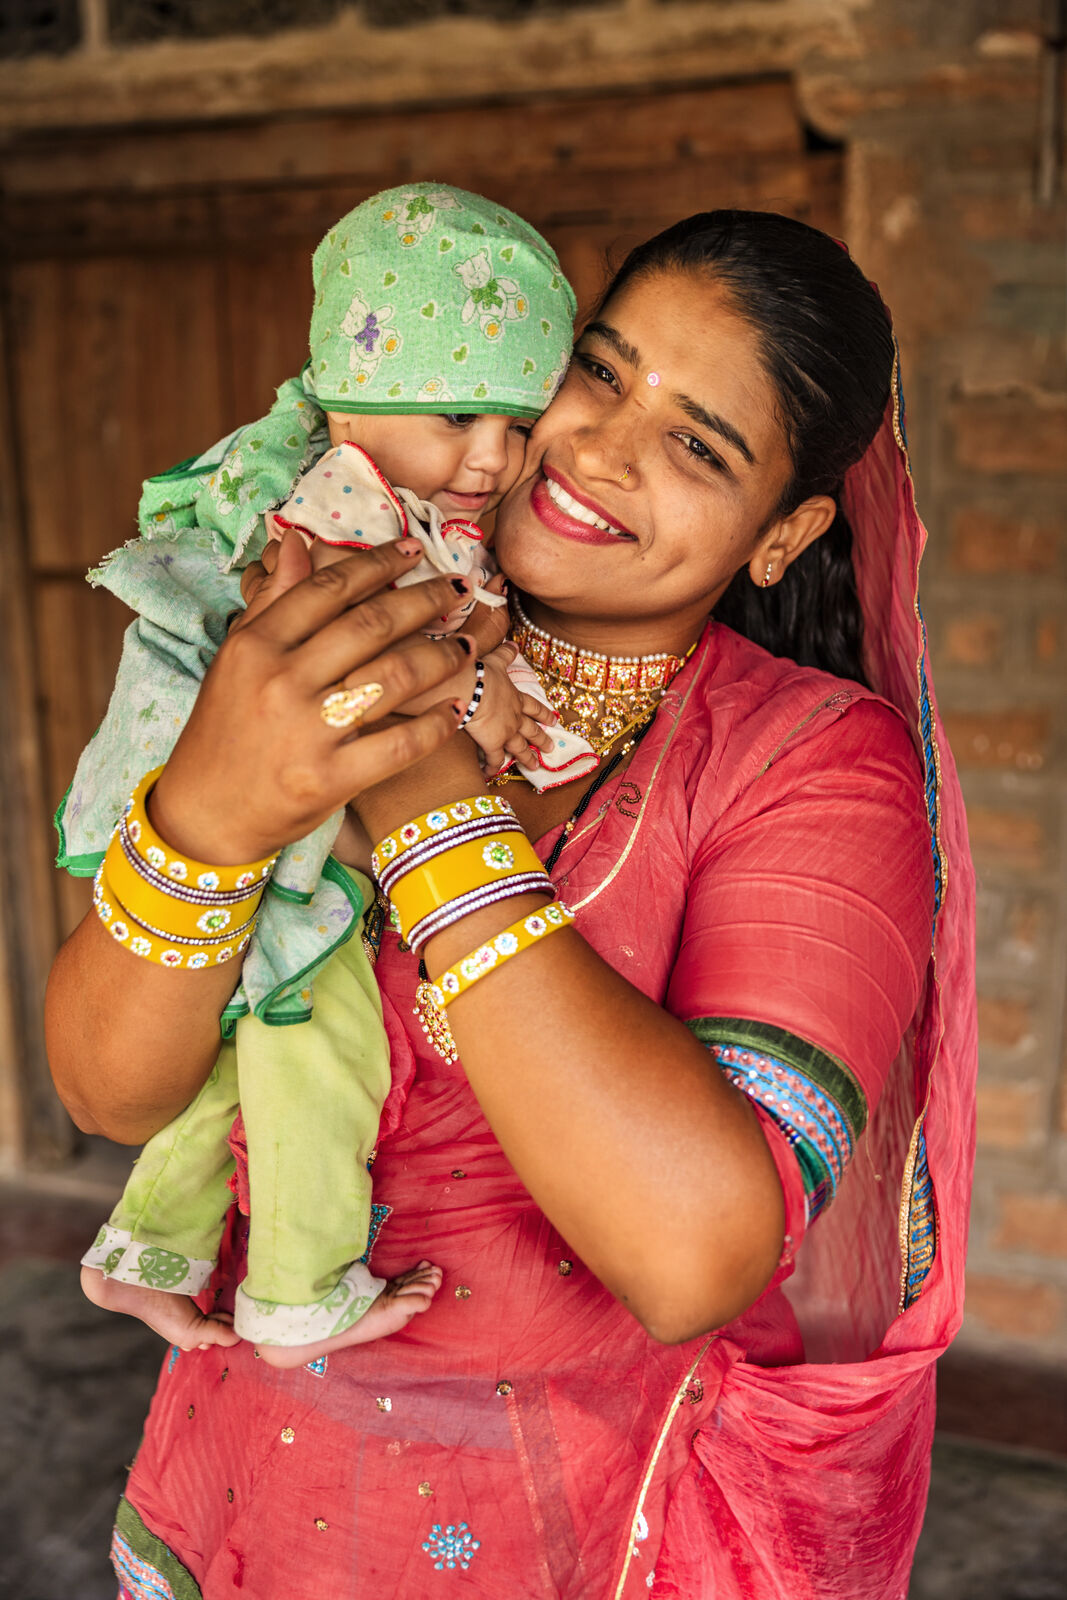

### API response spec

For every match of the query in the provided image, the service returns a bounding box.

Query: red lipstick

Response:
[530,466,636,545]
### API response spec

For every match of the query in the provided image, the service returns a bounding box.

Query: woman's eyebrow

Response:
[581,320,643,371]
[675,396,756,466]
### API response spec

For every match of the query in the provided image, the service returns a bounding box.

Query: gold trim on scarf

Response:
[895,339,950,1310]
[890,348,913,480]
[611,1337,717,1600]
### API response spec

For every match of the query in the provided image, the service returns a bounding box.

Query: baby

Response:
[71,183,579,1366]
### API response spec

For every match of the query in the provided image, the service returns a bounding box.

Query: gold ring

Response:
[320,682,384,729]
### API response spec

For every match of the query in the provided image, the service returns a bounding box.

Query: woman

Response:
[46,211,975,1599]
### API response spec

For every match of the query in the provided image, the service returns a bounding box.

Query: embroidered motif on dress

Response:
[111,1531,176,1600]
[422,1522,482,1571]
[903,1125,937,1309]
[362,890,388,962]
[710,1043,854,1224]
[615,780,642,819]
[167,1345,180,1373]
[357,1201,392,1265]
[306,1355,328,1376]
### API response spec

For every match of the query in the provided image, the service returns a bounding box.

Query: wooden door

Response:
[0,79,841,1161]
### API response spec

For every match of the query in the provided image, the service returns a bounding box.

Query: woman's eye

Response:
[677,432,725,472]
[575,353,618,389]
[443,413,477,428]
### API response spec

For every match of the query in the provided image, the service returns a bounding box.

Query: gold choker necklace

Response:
[510,597,694,757]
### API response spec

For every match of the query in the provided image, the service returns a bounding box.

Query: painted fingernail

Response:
[455,635,474,656]
[450,577,471,595]
[396,538,422,556]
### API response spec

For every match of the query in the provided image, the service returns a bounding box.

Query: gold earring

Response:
[761,562,774,589]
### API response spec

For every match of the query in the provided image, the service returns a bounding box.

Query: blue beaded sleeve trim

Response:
[686,1017,867,1225]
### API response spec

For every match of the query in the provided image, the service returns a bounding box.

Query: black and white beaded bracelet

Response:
[456,660,486,730]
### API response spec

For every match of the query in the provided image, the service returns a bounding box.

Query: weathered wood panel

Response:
[33,580,133,931]
[8,151,837,259]
[10,255,231,573]
[2,81,803,200]
[222,243,314,425]
[0,318,73,1164]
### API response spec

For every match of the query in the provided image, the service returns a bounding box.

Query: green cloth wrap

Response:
[55,186,577,1030]
[56,374,358,1030]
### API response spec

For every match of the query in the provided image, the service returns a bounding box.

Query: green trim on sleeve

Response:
[150,451,216,481]
[114,1495,203,1600]
[686,1015,868,1223]
[686,1015,868,1136]
[266,879,317,906]
[219,854,366,1036]
[54,784,106,877]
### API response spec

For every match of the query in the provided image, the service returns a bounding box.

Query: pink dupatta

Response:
[650,353,977,1598]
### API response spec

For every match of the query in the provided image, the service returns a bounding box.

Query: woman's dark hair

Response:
[599,211,895,685]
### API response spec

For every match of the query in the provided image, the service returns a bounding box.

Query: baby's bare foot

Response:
[255,1260,443,1369]
[81,1265,241,1351]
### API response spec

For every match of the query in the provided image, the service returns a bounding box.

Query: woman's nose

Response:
[572,412,640,484]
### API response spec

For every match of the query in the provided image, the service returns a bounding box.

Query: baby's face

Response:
[326,411,531,523]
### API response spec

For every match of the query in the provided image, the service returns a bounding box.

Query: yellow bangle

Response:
[387,831,546,940]
[93,861,254,969]
[105,829,264,942]
[89,765,277,970]
[124,765,279,893]
[429,902,575,1007]
[372,794,515,878]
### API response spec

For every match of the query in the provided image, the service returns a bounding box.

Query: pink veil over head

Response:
[679,347,978,1600]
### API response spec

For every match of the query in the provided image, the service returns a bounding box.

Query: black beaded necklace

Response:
[541,711,657,874]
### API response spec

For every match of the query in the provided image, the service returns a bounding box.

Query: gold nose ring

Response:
[620,463,631,483]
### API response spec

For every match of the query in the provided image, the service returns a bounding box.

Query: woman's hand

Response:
[150,530,473,866]
[45,529,475,1144]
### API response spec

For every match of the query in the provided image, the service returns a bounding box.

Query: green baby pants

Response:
[82,878,393,1346]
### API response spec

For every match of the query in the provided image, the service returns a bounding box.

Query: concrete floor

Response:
[1,1171,1065,1600]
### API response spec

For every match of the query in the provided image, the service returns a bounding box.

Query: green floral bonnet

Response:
[305,182,576,417]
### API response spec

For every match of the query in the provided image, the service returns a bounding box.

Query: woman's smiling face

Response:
[493,268,805,653]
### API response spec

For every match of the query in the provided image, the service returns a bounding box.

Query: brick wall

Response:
[0,0,1064,1361]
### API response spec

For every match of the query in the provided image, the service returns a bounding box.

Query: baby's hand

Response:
[466,645,557,776]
